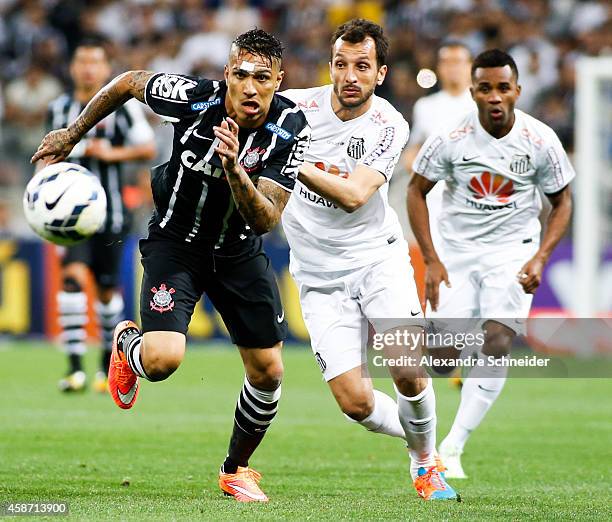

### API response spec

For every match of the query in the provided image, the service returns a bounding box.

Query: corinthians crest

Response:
[347,136,365,160]
[241,147,266,173]
[150,283,175,313]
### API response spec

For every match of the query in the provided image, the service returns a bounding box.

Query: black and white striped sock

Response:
[58,290,88,373]
[120,330,149,380]
[222,376,281,473]
[95,293,124,373]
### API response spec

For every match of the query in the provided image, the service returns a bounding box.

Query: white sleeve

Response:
[536,130,575,194]
[124,98,155,145]
[408,98,427,146]
[411,132,451,182]
[358,120,410,181]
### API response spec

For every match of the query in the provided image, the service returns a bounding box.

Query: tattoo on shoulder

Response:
[128,71,154,103]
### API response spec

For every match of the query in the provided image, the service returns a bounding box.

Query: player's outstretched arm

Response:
[407,173,451,311]
[31,70,154,164]
[297,162,384,213]
[214,118,290,235]
[517,185,572,294]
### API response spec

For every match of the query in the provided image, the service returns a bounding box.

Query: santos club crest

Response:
[150,283,175,313]
[347,137,365,160]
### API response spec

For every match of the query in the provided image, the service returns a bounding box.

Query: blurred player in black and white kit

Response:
[33,29,310,503]
[408,50,574,478]
[45,38,156,393]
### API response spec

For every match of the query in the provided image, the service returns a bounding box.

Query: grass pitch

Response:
[0,341,610,520]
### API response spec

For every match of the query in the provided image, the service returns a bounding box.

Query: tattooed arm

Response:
[214,117,290,234]
[31,71,153,164]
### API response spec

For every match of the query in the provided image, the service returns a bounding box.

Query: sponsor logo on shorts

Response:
[150,283,176,313]
[467,171,515,204]
[265,122,293,141]
[191,98,221,111]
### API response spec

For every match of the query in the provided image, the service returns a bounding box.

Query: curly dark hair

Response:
[471,49,519,81]
[330,18,389,67]
[232,28,284,65]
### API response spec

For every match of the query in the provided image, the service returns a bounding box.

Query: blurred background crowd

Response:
[0,0,610,237]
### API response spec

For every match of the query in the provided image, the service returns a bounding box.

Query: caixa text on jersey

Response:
[181,150,225,178]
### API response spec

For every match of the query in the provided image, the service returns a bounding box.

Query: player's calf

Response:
[140,331,186,381]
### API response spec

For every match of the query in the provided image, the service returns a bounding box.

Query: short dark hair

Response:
[330,18,389,67]
[73,36,110,59]
[471,49,519,81]
[232,28,284,65]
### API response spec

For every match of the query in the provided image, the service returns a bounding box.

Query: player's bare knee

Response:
[483,323,514,358]
[393,377,421,397]
[142,337,185,381]
[339,394,374,421]
[247,361,283,390]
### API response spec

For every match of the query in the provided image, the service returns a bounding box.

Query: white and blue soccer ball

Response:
[23,162,107,246]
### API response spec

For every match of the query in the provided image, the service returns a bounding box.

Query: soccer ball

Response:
[23,162,107,246]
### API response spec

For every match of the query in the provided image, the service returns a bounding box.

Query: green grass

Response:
[0,342,610,520]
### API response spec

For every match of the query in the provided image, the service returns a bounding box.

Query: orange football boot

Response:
[108,320,140,410]
[413,464,460,501]
[219,466,269,502]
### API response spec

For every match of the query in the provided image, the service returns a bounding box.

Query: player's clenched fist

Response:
[517,256,545,294]
[214,117,240,175]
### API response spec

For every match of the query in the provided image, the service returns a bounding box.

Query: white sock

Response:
[395,379,437,479]
[442,352,507,452]
[349,389,406,439]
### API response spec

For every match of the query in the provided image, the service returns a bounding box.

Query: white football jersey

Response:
[413,108,575,248]
[408,89,475,251]
[280,85,410,272]
[409,89,474,146]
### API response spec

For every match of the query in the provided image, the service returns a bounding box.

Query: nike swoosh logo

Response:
[45,188,69,210]
[410,311,421,317]
[193,129,213,141]
[118,382,138,405]
[276,310,285,323]
[462,154,479,161]
[228,483,267,501]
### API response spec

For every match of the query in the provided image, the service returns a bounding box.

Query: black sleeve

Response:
[258,119,311,192]
[144,73,220,121]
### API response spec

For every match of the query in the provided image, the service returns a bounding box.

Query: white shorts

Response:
[293,241,423,382]
[428,241,539,334]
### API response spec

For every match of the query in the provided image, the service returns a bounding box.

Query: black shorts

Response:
[139,237,287,347]
[62,232,124,289]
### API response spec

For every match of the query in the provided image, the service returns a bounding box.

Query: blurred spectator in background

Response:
[0,0,609,236]
[4,61,62,160]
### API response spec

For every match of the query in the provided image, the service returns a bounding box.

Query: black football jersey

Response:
[144,73,310,248]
